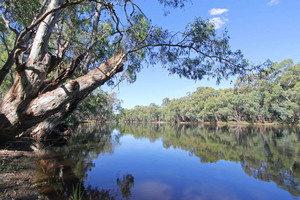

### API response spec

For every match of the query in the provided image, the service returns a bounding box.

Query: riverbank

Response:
[122,120,298,127]
[0,137,44,200]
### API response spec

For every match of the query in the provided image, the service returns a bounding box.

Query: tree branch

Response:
[1,6,19,36]
[14,0,86,54]
[0,49,15,85]
[40,53,85,93]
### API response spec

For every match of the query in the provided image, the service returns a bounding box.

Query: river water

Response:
[35,123,300,200]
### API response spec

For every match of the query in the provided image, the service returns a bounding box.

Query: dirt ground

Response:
[0,137,47,200]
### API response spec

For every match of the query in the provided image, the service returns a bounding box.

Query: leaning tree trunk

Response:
[0,53,125,143]
[29,1,104,142]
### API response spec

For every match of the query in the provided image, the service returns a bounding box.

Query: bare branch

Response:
[124,1,141,38]
[0,32,11,54]
[1,5,20,36]
[31,0,50,25]
[104,2,124,43]
[128,25,153,54]
[128,41,240,69]
[0,49,15,86]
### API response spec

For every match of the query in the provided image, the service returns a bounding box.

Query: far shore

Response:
[120,120,299,127]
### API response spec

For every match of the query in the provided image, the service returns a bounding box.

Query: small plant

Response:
[69,182,84,200]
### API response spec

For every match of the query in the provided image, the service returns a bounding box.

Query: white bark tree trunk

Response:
[0,53,125,143]
[28,0,64,66]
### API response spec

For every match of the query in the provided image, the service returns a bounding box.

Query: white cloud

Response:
[209,17,228,29]
[209,8,229,16]
[268,0,279,6]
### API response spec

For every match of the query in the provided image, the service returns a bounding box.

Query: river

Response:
[35,123,300,200]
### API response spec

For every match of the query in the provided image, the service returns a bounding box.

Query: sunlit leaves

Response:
[0,0,41,30]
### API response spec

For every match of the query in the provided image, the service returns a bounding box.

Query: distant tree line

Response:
[119,60,300,124]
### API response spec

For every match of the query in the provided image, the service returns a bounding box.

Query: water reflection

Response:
[120,124,300,197]
[35,123,300,199]
[34,123,134,199]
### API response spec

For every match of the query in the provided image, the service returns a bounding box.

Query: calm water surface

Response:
[35,124,300,200]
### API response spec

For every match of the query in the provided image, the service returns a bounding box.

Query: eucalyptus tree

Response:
[147,103,161,122]
[0,0,257,143]
[70,89,121,122]
[257,60,300,123]
[191,87,218,122]
[214,88,234,122]
[234,59,300,123]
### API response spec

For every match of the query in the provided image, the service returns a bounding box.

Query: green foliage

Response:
[120,60,300,124]
[0,0,41,29]
[0,74,12,99]
[0,163,20,172]
[158,0,188,8]
[69,89,122,123]
[137,17,260,84]
[70,182,84,200]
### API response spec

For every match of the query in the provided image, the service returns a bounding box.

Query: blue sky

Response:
[103,0,300,109]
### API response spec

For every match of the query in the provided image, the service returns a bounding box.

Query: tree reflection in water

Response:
[34,123,134,199]
[34,123,300,199]
[119,123,300,197]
